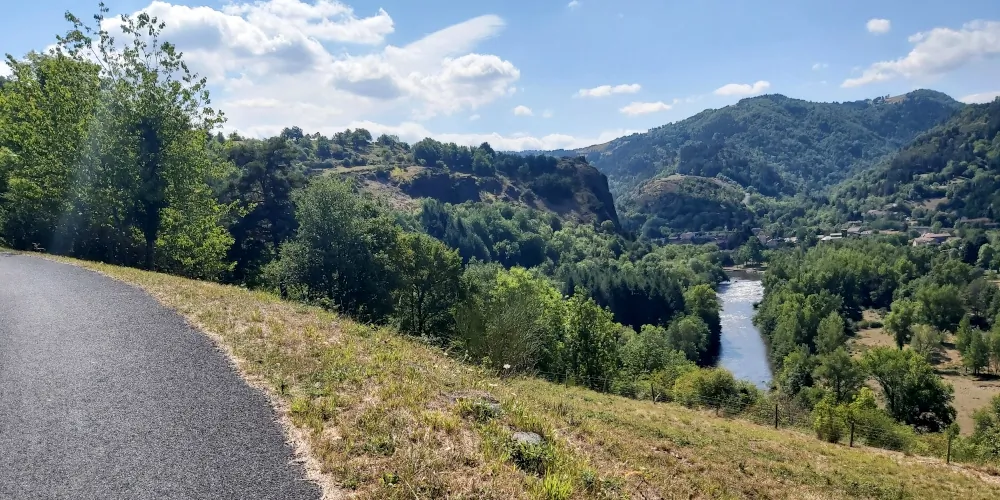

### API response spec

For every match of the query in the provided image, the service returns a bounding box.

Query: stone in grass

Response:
[512,431,543,446]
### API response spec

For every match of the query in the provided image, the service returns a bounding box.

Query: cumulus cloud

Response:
[843,20,1000,88]
[867,18,891,34]
[620,101,673,116]
[812,62,828,71]
[331,121,642,151]
[513,105,533,116]
[576,83,641,98]
[713,80,771,96]
[568,1,581,9]
[469,114,481,121]
[118,1,521,133]
[960,91,1000,103]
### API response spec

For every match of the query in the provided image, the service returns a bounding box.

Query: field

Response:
[45,255,1000,499]
[851,311,1000,435]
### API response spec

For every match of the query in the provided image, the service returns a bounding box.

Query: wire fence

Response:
[497,368,972,469]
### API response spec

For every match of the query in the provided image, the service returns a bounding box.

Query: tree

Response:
[666,315,711,363]
[454,266,565,373]
[267,177,401,323]
[565,290,621,390]
[224,137,304,285]
[910,324,943,362]
[815,312,846,355]
[393,232,462,340]
[956,315,975,354]
[59,5,228,270]
[813,347,865,404]
[916,284,966,332]
[776,345,818,396]
[863,347,955,431]
[964,329,990,376]
[884,299,920,349]
[0,53,99,250]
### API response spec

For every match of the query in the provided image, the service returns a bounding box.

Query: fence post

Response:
[774,403,779,429]
[849,420,855,447]
[715,401,720,417]
[650,380,655,403]
[603,376,609,393]
[947,435,952,464]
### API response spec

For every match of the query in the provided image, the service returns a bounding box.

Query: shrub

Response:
[672,368,758,412]
[813,394,847,443]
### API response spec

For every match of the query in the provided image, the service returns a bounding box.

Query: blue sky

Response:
[2,0,999,150]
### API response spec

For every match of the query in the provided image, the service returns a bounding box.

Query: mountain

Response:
[302,134,619,227]
[620,174,753,236]
[834,98,1000,224]
[562,90,963,199]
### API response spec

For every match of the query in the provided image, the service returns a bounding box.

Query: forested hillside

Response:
[571,90,962,197]
[834,98,1000,225]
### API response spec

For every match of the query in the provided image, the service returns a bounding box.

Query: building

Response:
[912,233,952,247]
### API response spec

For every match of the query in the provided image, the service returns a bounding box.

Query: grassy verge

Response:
[47,255,1000,499]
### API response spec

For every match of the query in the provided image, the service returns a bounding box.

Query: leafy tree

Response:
[884,299,920,349]
[223,137,304,285]
[815,312,846,355]
[956,315,975,354]
[393,232,462,340]
[0,53,99,250]
[813,347,865,404]
[863,347,955,431]
[964,329,991,376]
[267,177,401,322]
[910,324,943,363]
[776,345,818,397]
[665,315,710,363]
[454,266,564,373]
[916,284,966,332]
[565,290,621,390]
[59,5,228,270]
[968,394,1000,461]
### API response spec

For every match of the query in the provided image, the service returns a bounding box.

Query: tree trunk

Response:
[144,233,155,270]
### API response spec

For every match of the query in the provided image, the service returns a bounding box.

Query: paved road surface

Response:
[0,254,321,500]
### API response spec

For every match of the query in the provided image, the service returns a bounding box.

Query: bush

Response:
[672,368,759,412]
[813,394,847,443]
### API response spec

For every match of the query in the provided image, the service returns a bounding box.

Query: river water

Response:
[717,274,773,389]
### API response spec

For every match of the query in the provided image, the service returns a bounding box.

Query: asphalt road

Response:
[0,254,321,500]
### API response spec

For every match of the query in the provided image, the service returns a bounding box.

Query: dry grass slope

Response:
[49,256,1000,499]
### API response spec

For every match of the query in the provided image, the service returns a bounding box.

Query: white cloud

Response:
[120,1,520,133]
[542,109,554,118]
[513,105,534,116]
[713,80,771,96]
[337,120,642,151]
[867,18,891,34]
[567,1,581,9]
[843,20,1000,88]
[960,91,1000,103]
[469,114,481,121]
[620,101,673,116]
[575,83,641,98]
[0,62,10,78]
[221,0,394,44]
[812,62,828,71]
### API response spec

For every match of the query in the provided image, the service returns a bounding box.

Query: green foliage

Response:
[454,265,564,373]
[672,368,760,412]
[910,324,943,362]
[863,347,956,431]
[578,90,960,201]
[392,232,462,339]
[963,329,991,375]
[966,394,1000,461]
[884,299,920,349]
[813,347,865,404]
[266,177,401,322]
[813,393,848,443]
[815,312,846,355]
[837,98,1000,223]
[916,283,965,332]
[564,291,621,390]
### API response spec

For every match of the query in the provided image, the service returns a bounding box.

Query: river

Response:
[717,273,773,389]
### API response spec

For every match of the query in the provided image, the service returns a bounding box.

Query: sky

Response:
[1,0,999,150]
